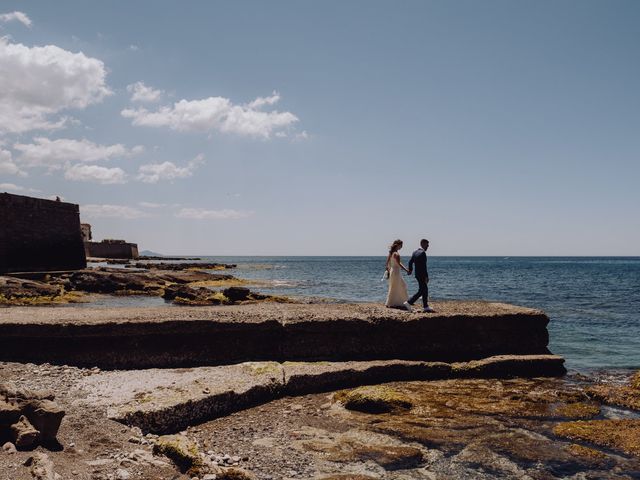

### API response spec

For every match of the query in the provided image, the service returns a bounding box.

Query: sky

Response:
[0,1,638,256]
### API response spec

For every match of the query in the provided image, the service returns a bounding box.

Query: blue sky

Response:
[0,1,638,255]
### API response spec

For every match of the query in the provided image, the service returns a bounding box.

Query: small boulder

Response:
[27,452,57,480]
[216,467,257,480]
[223,287,251,302]
[10,415,40,450]
[162,284,200,301]
[23,399,65,443]
[2,441,17,453]
[115,469,131,480]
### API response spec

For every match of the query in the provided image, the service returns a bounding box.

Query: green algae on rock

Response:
[334,386,413,413]
[553,402,601,419]
[565,443,610,463]
[553,419,640,457]
[588,370,640,411]
[303,439,424,471]
[152,434,204,473]
[0,276,85,306]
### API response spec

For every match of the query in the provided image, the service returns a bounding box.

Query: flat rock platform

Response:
[72,356,566,434]
[0,301,561,370]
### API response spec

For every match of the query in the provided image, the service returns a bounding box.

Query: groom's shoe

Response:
[403,302,413,312]
[423,306,435,313]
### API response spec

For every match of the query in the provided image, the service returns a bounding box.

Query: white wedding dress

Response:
[385,254,409,308]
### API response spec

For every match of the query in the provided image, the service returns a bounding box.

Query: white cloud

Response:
[0,182,39,193]
[0,37,111,134]
[175,208,253,220]
[13,137,140,170]
[121,91,298,138]
[139,201,166,208]
[129,44,139,51]
[247,91,280,109]
[81,204,148,219]
[127,81,162,103]
[64,164,127,184]
[0,12,32,28]
[136,153,204,183]
[0,147,26,176]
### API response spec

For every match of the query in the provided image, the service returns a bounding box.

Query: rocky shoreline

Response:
[1,261,639,479]
[1,362,639,480]
[0,261,283,308]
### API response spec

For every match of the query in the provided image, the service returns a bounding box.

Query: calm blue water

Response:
[193,256,640,371]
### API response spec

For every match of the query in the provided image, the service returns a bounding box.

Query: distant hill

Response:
[139,249,164,257]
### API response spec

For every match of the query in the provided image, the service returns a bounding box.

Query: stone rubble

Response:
[0,384,65,451]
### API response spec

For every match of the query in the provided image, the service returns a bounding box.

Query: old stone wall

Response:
[0,193,86,273]
[84,241,139,259]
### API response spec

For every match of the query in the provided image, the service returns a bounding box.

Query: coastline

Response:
[1,258,639,479]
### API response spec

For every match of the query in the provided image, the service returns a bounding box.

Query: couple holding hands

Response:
[384,238,434,312]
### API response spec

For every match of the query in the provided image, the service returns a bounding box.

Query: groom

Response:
[407,239,435,313]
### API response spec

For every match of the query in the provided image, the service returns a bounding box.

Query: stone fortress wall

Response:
[81,223,139,259]
[0,193,86,273]
[84,239,139,259]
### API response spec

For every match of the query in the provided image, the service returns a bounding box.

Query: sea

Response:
[93,256,640,372]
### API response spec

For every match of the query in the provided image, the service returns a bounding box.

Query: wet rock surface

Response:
[588,371,640,411]
[554,419,640,456]
[334,386,414,413]
[188,374,640,479]
[162,284,291,306]
[0,263,249,307]
[2,361,640,479]
[0,277,68,306]
[70,357,562,434]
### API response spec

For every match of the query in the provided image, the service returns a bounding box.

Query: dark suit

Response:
[408,248,429,308]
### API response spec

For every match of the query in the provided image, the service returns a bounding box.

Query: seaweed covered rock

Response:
[304,439,424,471]
[162,284,227,304]
[553,402,601,419]
[223,286,251,302]
[587,370,640,411]
[553,419,640,457]
[153,434,204,473]
[0,276,66,305]
[334,385,413,413]
[163,284,293,306]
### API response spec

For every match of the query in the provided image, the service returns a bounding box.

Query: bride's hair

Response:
[389,239,403,253]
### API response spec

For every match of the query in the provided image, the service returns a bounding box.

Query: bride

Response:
[385,239,411,310]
